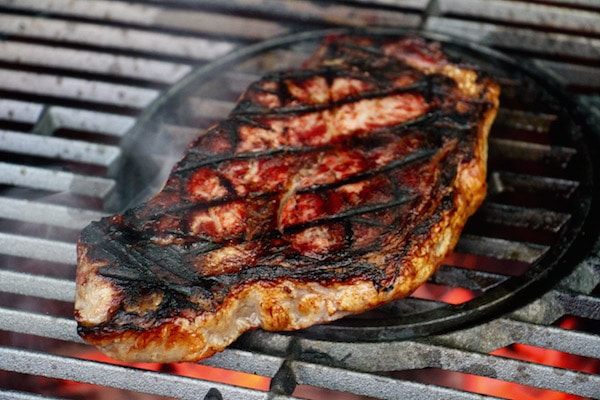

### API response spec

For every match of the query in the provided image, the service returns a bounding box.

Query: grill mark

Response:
[258,63,407,87]
[146,144,437,222]
[97,236,188,290]
[233,80,429,118]
[178,143,320,173]
[173,110,446,176]
[335,42,388,58]
[297,148,438,195]
[95,230,224,304]
[282,193,417,236]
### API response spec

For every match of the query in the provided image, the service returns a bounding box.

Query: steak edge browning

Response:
[75,34,500,363]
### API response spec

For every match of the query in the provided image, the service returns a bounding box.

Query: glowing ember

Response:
[411,283,476,305]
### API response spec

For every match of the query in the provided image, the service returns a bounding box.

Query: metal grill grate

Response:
[1,1,599,399]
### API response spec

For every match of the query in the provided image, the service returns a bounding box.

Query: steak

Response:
[75,34,500,363]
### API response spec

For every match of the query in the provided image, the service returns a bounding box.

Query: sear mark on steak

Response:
[75,33,500,363]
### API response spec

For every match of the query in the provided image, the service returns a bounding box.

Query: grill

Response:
[1,1,599,399]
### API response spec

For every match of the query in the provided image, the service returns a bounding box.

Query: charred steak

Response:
[75,34,500,363]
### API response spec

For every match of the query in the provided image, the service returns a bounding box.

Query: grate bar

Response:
[0,162,115,199]
[0,233,76,265]
[291,359,495,400]
[0,129,121,167]
[536,59,600,89]
[431,317,600,358]
[456,234,548,263]
[0,197,104,230]
[0,15,237,61]
[437,0,600,34]
[490,137,576,167]
[425,17,600,60]
[537,0,600,7]
[429,343,600,397]
[0,0,289,41]
[0,100,44,124]
[556,291,600,320]
[0,308,81,344]
[201,349,285,379]
[0,69,159,109]
[0,41,193,85]
[558,256,600,294]
[503,318,600,358]
[495,108,557,133]
[477,202,571,233]
[0,347,286,400]
[0,390,64,400]
[35,107,136,138]
[508,288,597,325]
[346,0,428,8]
[175,0,424,28]
[0,270,75,302]
[490,171,579,198]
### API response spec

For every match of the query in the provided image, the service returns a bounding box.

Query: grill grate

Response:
[1,1,599,399]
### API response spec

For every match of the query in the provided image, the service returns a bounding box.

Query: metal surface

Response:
[0,1,599,399]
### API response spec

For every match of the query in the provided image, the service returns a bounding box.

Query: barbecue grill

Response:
[1,1,599,399]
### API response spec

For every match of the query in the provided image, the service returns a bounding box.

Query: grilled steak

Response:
[75,34,500,363]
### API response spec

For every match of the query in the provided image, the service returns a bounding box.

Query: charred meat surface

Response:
[75,34,500,363]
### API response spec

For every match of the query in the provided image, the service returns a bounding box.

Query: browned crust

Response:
[74,36,500,363]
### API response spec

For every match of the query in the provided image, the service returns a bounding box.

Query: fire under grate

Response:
[1,1,599,399]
